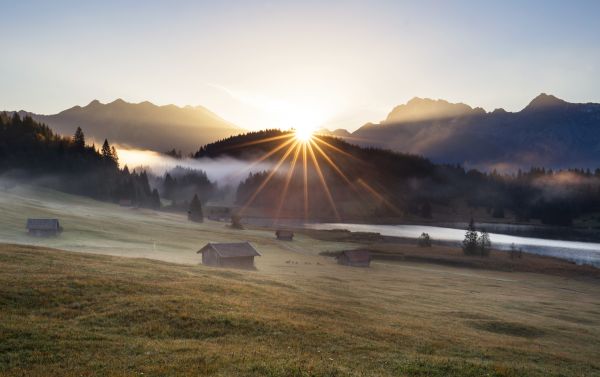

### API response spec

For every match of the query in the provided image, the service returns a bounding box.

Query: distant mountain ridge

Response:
[13,99,243,152]
[350,94,600,169]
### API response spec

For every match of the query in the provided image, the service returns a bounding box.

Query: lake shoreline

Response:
[299,223,600,268]
[242,216,600,243]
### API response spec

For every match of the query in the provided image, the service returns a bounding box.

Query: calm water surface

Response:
[308,223,600,267]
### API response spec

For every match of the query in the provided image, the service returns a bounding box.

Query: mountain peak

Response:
[525,93,568,110]
[109,98,127,105]
[87,99,102,107]
[384,97,483,123]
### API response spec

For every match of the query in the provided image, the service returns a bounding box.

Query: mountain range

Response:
[347,94,600,170]
[8,93,600,169]
[14,99,243,152]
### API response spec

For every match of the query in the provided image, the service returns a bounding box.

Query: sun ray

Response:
[239,140,298,214]
[307,141,340,221]
[309,139,353,186]
[356,178,402,215]
[310,139,373,215]
[229,136,296,179]
[312,135,361,162]
[274,142,302,223]
[223,133,294,150]
[302,143,309,221]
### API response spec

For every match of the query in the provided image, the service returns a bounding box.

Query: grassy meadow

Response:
[0,184,599,376]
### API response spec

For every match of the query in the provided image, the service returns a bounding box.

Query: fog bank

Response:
[117,147,273,185]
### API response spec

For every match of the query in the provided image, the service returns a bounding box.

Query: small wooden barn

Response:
[275,229,294,241]
[197,242,261,269]
[26,218,62,237]
[118,199,133,207]
[336,250,371,267]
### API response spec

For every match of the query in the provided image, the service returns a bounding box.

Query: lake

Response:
[307,223,600,267]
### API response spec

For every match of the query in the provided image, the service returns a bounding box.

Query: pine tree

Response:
[101,139,112,160]
[111,146,119,166]
[164,173,176,199]
[188,194,204,222]
[151,189,161,210]
[462,218,479,256]
[139,171,152,195]
[478,231,491,257]
[11,113,22,127]
[73,127,85,149]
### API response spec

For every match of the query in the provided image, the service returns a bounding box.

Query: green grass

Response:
[1,244,600,376]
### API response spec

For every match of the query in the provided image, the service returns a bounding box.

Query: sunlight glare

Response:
[295,126,315,142]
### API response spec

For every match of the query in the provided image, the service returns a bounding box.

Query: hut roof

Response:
[26,218,60,231]
[197,242,261,258]
[340,250,370,263]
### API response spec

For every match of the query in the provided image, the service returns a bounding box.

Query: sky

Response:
[1,0,600,132]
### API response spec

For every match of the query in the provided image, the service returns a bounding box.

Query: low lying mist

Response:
[117,147,274,185]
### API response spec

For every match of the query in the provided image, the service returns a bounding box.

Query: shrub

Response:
[462,219,479,256]
[230,214,244,229]
[509,243,523,259]
[417,232,432,247]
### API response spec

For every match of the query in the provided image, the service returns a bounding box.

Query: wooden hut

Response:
[26,218,62,237]
[118,199,133,207]
[336,250,371,267]
[275,229,294,241]
[197,242,260,269]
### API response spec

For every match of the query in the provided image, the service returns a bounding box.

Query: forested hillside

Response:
[196,130,600,227]
[0,112,160,208]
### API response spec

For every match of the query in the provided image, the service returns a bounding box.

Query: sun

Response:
[294,126,315,142]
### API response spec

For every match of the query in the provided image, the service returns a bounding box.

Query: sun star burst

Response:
[295,127,314,142]
[235,129,397,221]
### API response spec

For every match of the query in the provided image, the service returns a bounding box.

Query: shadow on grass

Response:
[469,320,545,338]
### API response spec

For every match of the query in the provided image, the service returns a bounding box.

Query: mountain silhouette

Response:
[351,94,600,169]
[15,99,243,152]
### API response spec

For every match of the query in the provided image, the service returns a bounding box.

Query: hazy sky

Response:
[2,0,600,131]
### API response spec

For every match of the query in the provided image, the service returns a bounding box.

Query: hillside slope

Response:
[352,94,600,169]
[0,183,350,263]
[15,99,243,152]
